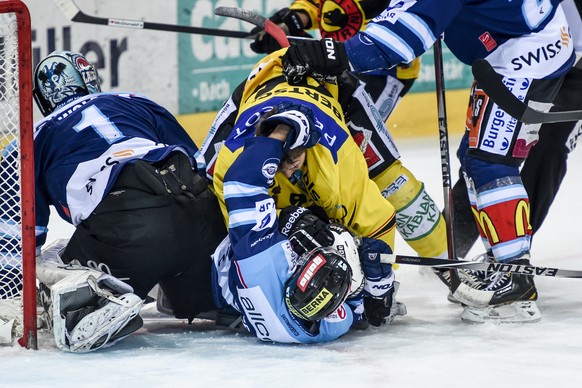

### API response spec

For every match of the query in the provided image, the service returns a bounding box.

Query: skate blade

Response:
[461,301,541,323]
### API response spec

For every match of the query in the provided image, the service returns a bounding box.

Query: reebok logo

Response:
[324,39,336,60]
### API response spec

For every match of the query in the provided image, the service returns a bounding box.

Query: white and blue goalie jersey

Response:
[0,92,199,248]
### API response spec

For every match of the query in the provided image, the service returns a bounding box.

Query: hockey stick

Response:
[433,38,463,292]
[380,253,582,278]
[472,58,582,124]
[214,6,289,47]
[52,0,252,38]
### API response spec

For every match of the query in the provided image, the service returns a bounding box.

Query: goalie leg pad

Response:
[51,270,143,352]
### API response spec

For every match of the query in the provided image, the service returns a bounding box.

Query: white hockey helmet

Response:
[327,224,365,297]
[33,50,101,116]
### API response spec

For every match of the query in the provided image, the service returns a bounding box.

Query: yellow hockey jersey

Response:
[212,51,396,246]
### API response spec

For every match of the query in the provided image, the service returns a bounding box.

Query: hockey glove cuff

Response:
[282,38,350,85]
[279,206,334,255]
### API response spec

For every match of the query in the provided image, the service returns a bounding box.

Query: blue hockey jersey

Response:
[1,92,199,248]
[345,0,575,79]
[212,136,353,343]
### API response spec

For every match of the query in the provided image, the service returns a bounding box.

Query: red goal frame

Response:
[0,0,36,349]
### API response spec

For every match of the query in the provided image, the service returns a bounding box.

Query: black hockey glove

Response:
[359,238,396,327]
[250,8,312,54]
[279,206,334,255]
[282,38,350,85]
[257,102,321,152]
[364,289,395,327]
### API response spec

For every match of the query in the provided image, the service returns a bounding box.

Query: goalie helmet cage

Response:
[0,0,36,349]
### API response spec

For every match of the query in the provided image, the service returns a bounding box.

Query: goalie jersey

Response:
[212,136,353,343]
[1,92,199,248]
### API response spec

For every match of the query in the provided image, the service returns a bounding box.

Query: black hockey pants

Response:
[62,152,227,319]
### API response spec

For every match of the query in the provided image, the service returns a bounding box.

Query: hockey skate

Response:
[461,256,541,324]
[432,252,491,303]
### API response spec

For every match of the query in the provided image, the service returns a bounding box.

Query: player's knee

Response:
[463,155,520,189]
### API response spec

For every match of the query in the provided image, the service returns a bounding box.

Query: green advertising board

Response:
[177,0,474,115]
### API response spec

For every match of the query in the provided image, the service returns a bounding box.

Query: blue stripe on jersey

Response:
[365,24,417,63]
[223,181,267,199]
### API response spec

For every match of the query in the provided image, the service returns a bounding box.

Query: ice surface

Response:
[2,137,581,388]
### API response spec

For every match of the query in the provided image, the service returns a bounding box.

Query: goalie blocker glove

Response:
[282,38,350,85]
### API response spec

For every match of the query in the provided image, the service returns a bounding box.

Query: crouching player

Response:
[0,50,226,351]
[211,107,404,342]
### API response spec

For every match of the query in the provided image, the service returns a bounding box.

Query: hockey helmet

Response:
[33,50,101,116]
[327,223,365,298]
[285,246,352,321]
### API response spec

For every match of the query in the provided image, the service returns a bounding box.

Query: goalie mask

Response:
[33,51,101,116]
[285,246,352,321]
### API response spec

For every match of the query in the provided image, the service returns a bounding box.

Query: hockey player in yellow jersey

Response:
[244,0,446,259]
[198,48,446,259]
[210,52,397,247]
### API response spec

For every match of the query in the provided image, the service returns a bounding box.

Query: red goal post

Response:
[0,0,36,349]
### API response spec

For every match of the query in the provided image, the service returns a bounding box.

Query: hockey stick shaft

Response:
[380,253,582,278]
[214,6,289,47]
[434,39,456,260]
[433,38,463,292]
[472,59,582,124]
[53,0,252,38]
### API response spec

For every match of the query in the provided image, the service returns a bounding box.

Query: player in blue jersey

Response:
[211,102,401,342]
[452,0,582,257]
[279,0,575,323]
[0,50,227,351]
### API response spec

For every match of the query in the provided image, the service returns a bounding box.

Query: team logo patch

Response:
[319,0,364,41]
[479,32,497,52]
[252,198,277,231]
[261,158,279,180]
